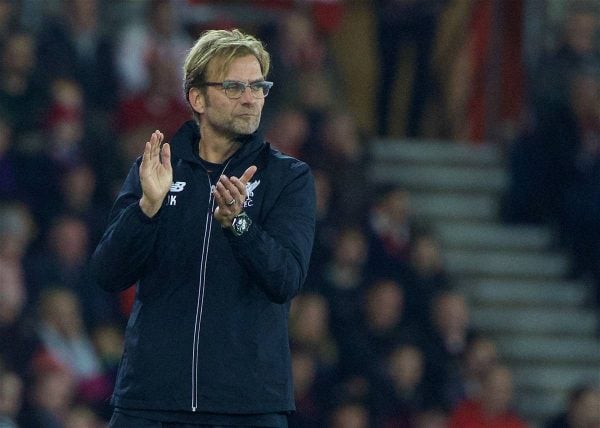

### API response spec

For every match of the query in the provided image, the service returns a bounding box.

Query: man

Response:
[90,29,316,427]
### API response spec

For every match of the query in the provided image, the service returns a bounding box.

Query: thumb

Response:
[240,165,257,185]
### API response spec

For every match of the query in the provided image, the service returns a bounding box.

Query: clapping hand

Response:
[213,165,257,228]
[139,130,172,218]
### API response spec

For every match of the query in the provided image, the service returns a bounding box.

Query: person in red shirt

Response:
[449,364,528,428]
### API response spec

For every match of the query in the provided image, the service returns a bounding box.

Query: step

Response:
[368,164,507,193]
[371,139,502,166]
[494,336,600,364]
[444,250,569,278]
[411,193,498,221]
[436,222,554,251]
[466,279,589,307]
[512,365,600,392]
[471,308,598,335]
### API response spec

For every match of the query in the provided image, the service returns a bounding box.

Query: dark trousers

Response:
[108,410,287,428]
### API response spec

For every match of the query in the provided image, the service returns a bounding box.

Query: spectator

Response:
[25,214,121,328]
[0,370,23,427]
[0,116,18,201]
[288,348,327,428]
[502,66,585,228]
[448,364,527,428]
[373,343,428,428]
[365,185,427,281]
[460,335,498,401]
[0,259,26,337]
[310,109,371,226]
[421,291,473,411]
[0,203,38,378]
[266,8,336,119]
[36,0,119,115]
[89,324,123,420]
[546,383,600,428]
[404,231,452,326]
[34,288,103,383]
[532,1,600,116]
[58,162,109,246]
[319,227,369,339]
[414,408,449,428]
[45,78,87,169]
[90,324,123,378]
[25,214,90,297]
[304,168,336,290]
[18,364,76,428]
[0,202,35,264]
[42,77,120,198]
[115,43,190,142]
[329,400,370,428]
[289,292,338,370]
[374,0,448,137]
[0,0,18,40]
[0,30,48,138]
[265,106,310,159]
[504,63,600,296]
[116,0,191,95]
[65,404,104,428]
[339,278,416,379]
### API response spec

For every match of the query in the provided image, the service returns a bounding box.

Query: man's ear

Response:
[188,88,205,114]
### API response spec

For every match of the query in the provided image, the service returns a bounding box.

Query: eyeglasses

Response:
[203,80,273,99]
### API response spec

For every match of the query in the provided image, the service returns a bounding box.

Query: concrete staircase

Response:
[369,139,600,427]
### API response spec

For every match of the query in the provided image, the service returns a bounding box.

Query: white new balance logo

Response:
[170,182,186,192]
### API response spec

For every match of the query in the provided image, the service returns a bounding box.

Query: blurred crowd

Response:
[0,0,599,427]
[502,1,600,312]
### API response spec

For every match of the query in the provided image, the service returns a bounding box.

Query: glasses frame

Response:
[203,80,274,99]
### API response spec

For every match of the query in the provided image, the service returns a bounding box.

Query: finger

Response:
[146,133,156,163]
[230,176,247,198]
[161,143,172,172]
[140,141,151,174]
[151,131,161,159]
[213,189,236,218]
[219,176,244,204]
[213,181,228,203]
[216,181,236,208]
[142,140,151,161]
[239,165,257,185]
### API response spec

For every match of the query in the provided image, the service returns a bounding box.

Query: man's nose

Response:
[239,86,256,103]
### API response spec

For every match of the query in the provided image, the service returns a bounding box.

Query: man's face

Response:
[200,55,265,139]
[565,12,599,55]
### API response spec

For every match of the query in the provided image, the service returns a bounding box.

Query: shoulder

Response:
[267,146,311,173]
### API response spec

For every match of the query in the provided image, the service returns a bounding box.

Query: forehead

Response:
[206,54,263,81]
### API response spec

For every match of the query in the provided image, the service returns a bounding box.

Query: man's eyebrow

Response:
[222,79,265,84]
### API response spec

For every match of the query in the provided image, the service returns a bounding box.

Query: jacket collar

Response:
[170,120,266,168]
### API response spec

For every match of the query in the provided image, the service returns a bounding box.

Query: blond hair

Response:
[183,29,270,100]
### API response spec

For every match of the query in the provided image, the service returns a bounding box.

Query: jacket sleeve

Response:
[226,160,316,304]
[89,160,162,292]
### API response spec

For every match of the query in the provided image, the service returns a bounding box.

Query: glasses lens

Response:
[250,82,269,98]
[222,81,245,99]
[250,82,272,98]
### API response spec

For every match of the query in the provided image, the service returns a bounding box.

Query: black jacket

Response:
[90,121,316,413]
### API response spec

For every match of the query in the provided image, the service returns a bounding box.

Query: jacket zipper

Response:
[191,160,231,411]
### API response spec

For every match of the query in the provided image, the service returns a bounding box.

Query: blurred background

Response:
[0,0,599,427]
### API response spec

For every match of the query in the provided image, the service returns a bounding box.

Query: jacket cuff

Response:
[224,221,259,245]
[134,201,163,224]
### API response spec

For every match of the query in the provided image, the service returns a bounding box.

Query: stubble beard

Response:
[216,111,261,139]
[204,97,262,139]
[230,113,261,135]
